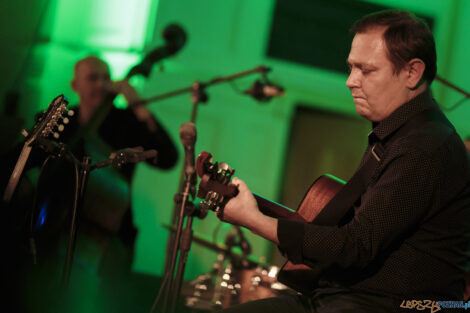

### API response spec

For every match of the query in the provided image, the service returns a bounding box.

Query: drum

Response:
[237,265,287,304]
[183,261,289,311]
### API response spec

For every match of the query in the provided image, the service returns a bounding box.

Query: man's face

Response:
[72,59,112,110]
[346,28,410,122]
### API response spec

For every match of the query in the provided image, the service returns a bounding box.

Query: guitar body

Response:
[196,152,345,295]
[274,174,344,295]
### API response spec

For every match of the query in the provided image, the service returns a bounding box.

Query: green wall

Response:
[2,0,470,281]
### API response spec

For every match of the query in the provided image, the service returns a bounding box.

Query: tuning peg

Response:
[62,117,69,124]
[53,132,60,139]
[46,120,57,128]
[199,200,210,212]
[219,162,230,171]
[197,204,208,219]
[67,109,74,116]
[57,124,65,132]
[216,163,234,184]
[42,128,51,136]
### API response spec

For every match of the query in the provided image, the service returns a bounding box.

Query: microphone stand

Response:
[130,65,271,108]
[160,109,202,313]
[435,75,470,111]
[435,75,470,99]
[61,155,90,291]
[164,168,198,313]
[24,138,89,310]
[162,65,270,273]
[30,140,158,309]
[63,146,157,288]
[156,66,275,313]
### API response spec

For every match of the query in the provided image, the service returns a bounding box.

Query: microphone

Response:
[244,80,285,102]
[94,147,158,169]
[179,122,197,195]
[128,148,158,163]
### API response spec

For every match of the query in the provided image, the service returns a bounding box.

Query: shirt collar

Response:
[369,88,437,143]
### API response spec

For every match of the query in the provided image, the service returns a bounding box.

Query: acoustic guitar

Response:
[195,151,345,295]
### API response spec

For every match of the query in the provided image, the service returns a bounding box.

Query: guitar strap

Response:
[311,107,445,227]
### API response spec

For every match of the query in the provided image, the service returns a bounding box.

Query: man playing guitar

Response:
[214,10,470,313]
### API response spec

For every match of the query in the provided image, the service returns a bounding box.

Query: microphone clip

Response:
[244,78,285,102]
[92,146,158,170]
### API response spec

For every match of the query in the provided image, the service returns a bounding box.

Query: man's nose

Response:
[96,77,111,90]
[346,69,360,89]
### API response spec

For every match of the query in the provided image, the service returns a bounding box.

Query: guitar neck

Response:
[3,142,33,202]
[253,193,306,222]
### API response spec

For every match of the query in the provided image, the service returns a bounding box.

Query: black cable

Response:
[228,80,245,95]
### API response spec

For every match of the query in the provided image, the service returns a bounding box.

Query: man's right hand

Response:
[219,177,280,245]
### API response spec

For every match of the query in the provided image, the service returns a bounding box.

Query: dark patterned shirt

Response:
[278,89,470,304]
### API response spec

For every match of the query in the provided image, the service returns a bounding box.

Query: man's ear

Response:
[406,58,426,89]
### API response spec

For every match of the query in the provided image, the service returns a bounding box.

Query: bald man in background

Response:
[60,55,178,278]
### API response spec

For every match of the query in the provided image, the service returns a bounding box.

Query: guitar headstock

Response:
[26,94,72,144]
[196,151,239,213]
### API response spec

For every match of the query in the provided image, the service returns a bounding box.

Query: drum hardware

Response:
[250,265,289,291]
[163,222,291,311]
[172,226,291,311]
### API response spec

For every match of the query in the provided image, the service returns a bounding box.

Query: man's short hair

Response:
[351,10,436,84]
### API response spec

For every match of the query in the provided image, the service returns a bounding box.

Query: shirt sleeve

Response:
[278,218,305,264]
[277,147,440,270]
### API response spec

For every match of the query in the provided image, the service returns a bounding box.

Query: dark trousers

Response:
[219,289,401,313]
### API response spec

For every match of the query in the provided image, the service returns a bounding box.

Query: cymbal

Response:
[162,224,269,267]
